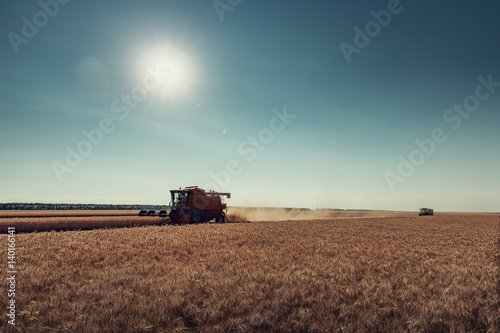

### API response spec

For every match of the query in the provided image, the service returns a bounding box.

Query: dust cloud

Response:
[226,207,415,222]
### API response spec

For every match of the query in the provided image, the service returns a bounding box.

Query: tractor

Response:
[418,208,434,216]
[167,186,230,224]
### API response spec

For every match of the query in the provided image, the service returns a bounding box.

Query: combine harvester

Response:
[139,186,230,224]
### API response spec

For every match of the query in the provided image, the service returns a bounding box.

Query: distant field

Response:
[1,208,497,233]
[0,210,139,218]
[0,208,416,220]
[0,215,163,233]
[0,208,418,233]
[0,214,498,332]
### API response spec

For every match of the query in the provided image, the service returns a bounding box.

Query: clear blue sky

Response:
[1,0,499,211]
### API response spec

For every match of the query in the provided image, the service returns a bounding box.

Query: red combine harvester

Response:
[139,186,230,224]
[169,186,231,223]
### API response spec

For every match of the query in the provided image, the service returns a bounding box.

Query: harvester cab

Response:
[168,186,231,224]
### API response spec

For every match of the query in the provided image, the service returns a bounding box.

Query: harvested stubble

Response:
[0,216,163,233]
[0,215,498,332]
[0,210,140,218]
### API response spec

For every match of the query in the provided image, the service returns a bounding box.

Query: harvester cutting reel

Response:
[138,210,167,217]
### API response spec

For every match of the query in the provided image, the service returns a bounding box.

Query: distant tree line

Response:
[0,203,169,210]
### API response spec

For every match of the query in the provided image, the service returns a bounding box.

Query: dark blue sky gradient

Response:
[1,0,499,211]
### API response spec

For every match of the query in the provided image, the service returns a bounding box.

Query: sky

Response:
[0,0,499,212]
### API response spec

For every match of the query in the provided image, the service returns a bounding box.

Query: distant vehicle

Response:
[419,208,434,216]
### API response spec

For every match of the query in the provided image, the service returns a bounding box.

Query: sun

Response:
[137,43,198,100]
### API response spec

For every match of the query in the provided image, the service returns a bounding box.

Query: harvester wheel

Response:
[215,214,225,223]
[191,212,202,224]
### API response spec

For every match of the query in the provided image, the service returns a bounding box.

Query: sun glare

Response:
[137,43,198,100]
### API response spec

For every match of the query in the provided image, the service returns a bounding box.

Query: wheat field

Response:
[1,215,498,332]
